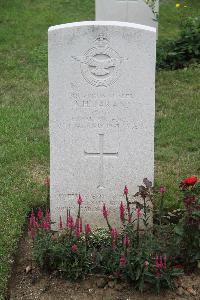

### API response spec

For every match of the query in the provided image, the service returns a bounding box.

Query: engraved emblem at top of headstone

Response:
[72,34,126,87]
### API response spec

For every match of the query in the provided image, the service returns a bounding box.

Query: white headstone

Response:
[95,0,157,29]
[49,21,156,228]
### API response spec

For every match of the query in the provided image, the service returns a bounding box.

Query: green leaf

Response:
[174,224,184,236]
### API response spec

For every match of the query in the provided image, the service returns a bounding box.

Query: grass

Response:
[0,0,199,297]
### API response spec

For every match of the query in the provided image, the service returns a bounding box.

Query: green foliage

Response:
[157,17,200,70]
[33,225,182,294]
[34,230,91,280]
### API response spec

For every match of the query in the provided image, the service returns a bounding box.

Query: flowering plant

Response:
[30,177,199,293]
[174,176,200,269]
[31,195,92,280]
[98,179,182,293]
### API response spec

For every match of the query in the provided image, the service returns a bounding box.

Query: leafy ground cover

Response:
[8,233,200,300]
[0,0,199,297]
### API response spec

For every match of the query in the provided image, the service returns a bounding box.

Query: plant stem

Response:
[159,194,164,225]
[137,216,140,247]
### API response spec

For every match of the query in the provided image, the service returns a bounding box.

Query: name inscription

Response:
[69,90,135,109]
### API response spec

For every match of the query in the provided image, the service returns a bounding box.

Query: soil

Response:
[7,233,200,300]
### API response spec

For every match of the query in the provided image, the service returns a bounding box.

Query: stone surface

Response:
[96,278,108,288]
[176,287,184,296]
[49,21,156,228]
[95,0,157,28]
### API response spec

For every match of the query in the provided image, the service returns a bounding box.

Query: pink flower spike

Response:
[124,185,128,195]
[29,210,39,229]
[45,209,51,223]
[35,220,39,229]
[68,215,74,229]
[37,208,43,220]
[102,203,108,219]
[159,256,164,269]
[77,194,83,205]
[111,228,118,240]
[29,210,35,227]
[85,223,91,235]
[160,186,166,193]
[119,255,126,267]
[42,220,50,230]
[59,215,63,230]
[71,244,78,253]
[156,255,161,278]
[120,201,125,222]
[123,234,130,248]
[76,227,80,238]
[136,207,143,218]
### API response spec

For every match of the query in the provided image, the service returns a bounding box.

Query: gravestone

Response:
[95,0,157,29]
[49,21,156,228]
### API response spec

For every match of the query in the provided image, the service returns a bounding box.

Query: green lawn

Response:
[0,0,199,297]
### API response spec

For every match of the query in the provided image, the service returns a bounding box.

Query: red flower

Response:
[71,244,78,253]
[182,176,198,186]
[77,194,83,205]
[120,201,125,222]
[119,255,126,267]
[124,185,128,195]
[102,204,108,219]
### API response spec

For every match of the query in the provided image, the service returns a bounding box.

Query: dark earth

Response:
[7,233,200,300]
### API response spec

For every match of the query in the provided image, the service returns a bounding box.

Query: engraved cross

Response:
[84,134,118,189]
